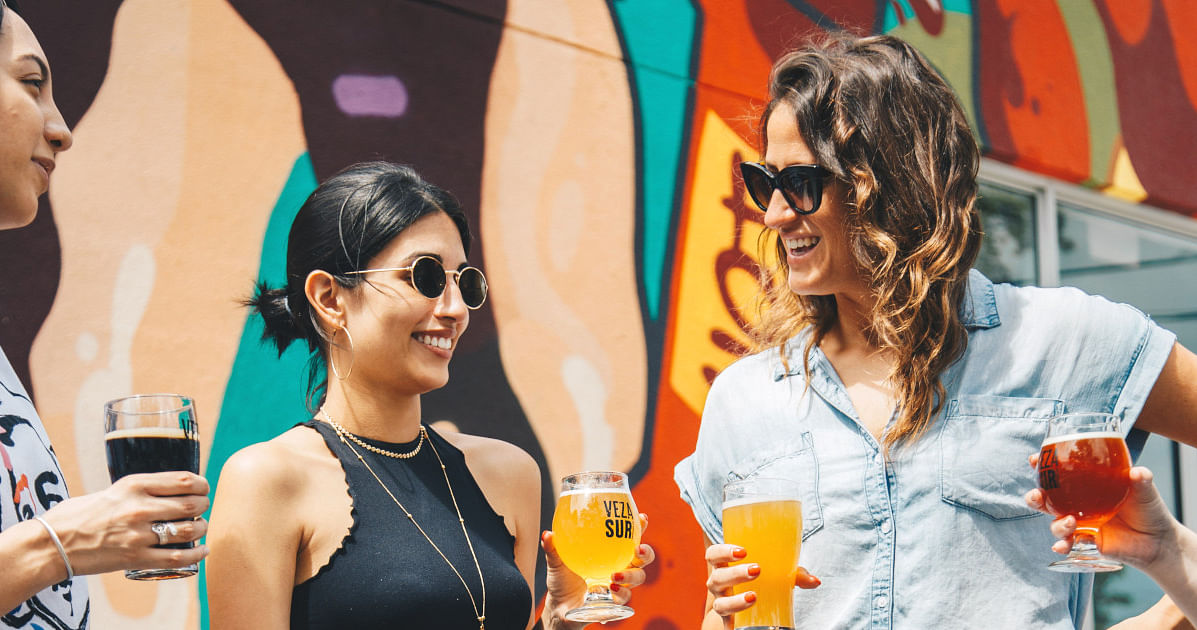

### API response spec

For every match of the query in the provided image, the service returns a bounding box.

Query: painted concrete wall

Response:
[1,1,1193,628]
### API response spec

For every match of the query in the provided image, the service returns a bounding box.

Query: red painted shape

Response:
[1095,0,1197,216]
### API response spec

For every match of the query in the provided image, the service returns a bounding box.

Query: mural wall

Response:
[1,0,1193,628]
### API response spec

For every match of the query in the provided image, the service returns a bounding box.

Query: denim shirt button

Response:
[879,520,892,534]
[875,595,889,609]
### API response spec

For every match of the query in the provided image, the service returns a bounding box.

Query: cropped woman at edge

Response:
[205,161,653,629]
[675,34,1197,629]
[0,2,209,627]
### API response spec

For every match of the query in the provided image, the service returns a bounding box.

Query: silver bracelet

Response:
[33,516,74,582]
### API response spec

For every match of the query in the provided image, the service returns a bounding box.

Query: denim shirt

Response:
[675,271,1177,629]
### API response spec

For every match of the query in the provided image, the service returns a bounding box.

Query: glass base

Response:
[564,602,635,623]
[1047,555,1123,573]
[1047,534,1123,573]
[125,564,198,580]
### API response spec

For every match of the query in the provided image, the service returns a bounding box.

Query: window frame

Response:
[978,157,1197,530]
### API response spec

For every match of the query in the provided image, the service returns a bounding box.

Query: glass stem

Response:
[583,580,615,605]
[1069,527,1100,557]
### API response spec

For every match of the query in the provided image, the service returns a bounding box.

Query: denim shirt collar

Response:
[772,269,1000,381]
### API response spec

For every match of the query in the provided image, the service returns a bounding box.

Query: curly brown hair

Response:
[749,33,982,448]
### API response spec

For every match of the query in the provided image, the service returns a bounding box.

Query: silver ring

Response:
[151,521,177,546]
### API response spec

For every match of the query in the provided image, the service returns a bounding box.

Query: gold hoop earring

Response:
[329,326,355,381]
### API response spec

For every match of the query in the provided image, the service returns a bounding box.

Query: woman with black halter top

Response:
[204,162,653,629]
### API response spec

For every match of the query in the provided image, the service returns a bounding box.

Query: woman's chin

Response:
[0,197,39,230]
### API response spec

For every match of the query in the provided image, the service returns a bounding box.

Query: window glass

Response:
[976,182,1037,285]
[1056,203,1197,628]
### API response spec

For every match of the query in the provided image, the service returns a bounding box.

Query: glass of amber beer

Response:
[1036,412,1131,572]
[104,394,201,580]
[551,471,641,622]
[722,477,803,630]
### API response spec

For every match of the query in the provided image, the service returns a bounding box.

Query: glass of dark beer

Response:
[104,393,201,580]
[1036,412,1131,572]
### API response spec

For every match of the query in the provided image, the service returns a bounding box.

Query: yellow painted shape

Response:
[669,110,770,416]
[1102,143,1148,203]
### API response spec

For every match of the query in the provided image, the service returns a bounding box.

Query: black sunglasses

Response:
[739,161,831,215]
[347,256,488,309]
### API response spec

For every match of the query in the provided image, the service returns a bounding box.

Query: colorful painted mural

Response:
[1,0,1194,628]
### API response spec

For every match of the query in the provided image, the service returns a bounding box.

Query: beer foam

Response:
[1041,431,1123,446]
[104,427,193,440]
[722,496,802,510]
[558,489,632,497]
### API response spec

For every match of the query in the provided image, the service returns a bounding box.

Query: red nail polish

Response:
[610,583,621,593]
[744,592,757,604]
[732,547,747,559]
[747,564,761,577]
[612,572,624,583]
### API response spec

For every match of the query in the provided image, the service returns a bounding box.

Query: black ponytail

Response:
[243,282,308,356]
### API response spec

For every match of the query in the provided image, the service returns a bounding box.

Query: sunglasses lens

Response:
[778,169,818,213]
[740,164,773,211]
[458,268,488,309]
[410,257,447,299]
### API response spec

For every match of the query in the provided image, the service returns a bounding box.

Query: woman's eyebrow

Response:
[18,53,50,81]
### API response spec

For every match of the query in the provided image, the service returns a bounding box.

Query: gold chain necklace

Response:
[319,409,425,459]
[320,410,487,630]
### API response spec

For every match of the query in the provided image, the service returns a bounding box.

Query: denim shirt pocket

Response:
[727,431,824,540]
[939,395,1063,520]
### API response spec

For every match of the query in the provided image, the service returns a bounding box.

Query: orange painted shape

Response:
[1163,0,1197,110]
[627,387,708,629]
[1104,0,1153,45]
[694,0,775,104]
[996,0,1090,181]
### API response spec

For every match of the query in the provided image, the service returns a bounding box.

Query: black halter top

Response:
[290,421,532,629]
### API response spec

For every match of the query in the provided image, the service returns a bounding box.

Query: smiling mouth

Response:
[415,334,452,350]
[785,236,820,256]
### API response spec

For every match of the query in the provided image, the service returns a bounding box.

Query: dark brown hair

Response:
[750,33,982,448]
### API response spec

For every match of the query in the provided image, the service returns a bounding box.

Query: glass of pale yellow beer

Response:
[551,471,641,622]
[722,477,803,630]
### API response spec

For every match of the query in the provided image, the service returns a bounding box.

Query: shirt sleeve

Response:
[673,364,747,545]
[1012,285,1176,427]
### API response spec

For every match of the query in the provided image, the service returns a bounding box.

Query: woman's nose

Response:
[762,189,797,230]
[44,99,73,152]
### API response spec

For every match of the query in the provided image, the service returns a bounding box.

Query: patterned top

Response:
[675,270,1177,629]
[0,345,89,629]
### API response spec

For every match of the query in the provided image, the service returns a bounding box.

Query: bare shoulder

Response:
[438,428,540,487]
[216,425,332,500]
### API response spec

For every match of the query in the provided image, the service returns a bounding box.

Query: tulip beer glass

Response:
[104,394,201,580]
[551,471,641,622]
[1037,412,1131,572]
[723,477,803,630]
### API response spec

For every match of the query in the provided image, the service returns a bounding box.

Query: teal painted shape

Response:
[883,0,973,32]
[199,153,319,629]
[611,0,697,320]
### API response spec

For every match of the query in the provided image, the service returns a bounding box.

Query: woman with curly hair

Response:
[675,33,1197,628]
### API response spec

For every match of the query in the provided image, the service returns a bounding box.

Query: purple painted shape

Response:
[331,74,409,118]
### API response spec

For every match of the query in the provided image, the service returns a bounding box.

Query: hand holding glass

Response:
[104,394,201,580]
[722,477,803,630]
[1036,412,1131,572]
[551,471,641,623]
